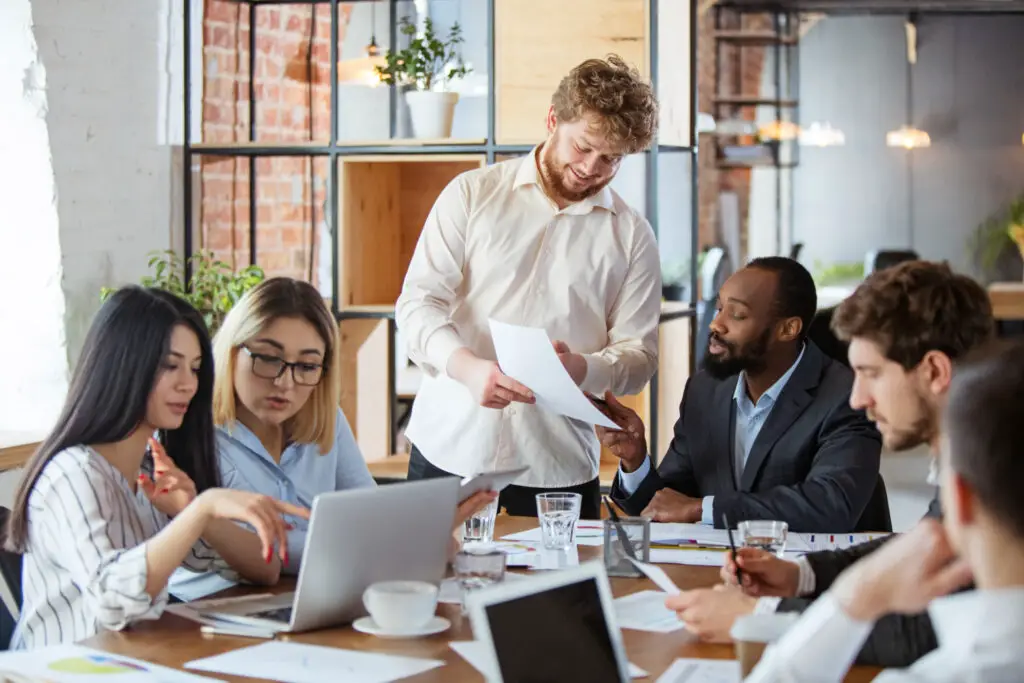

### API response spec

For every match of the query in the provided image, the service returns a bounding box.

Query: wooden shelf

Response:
[191,138,487,150]
[713,30,798,45]
[989,282,1024,320]
[712,96,799,107]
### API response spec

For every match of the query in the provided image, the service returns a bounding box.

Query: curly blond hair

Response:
[551,54,658,154]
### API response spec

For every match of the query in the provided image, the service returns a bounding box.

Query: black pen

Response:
[723,512,743,586]
[604,497,638,561]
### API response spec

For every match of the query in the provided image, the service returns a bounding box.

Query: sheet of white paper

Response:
[0,644,220,683]
[488,319,619,429]
[185,641,444,683]
[501,520,605,546]
[450,641,648,679]
[628,559,681,594]
[168,570,238,603]
[649,523,731,547]
[655,658,740,683]
[614,590,688,634]
[165,592,277,627]
[649,548,726,567]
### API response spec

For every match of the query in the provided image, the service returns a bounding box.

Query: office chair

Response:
[0,507,22,649]
[694,247,733,369]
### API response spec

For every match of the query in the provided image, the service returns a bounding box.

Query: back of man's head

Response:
[945,340,1024,541]
[831,260,994,369]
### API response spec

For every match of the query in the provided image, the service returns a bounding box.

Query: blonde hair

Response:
[213,277,341,454]
[551,54,658,155]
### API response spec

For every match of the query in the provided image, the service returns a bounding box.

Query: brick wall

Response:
[200,1,352,285]
[696,10,768,265]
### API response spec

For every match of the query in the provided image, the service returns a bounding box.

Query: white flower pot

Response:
[404,90,459,140]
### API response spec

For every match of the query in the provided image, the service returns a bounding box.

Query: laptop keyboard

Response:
[250,606,293,623]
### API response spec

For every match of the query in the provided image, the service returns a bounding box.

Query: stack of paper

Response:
[613,591,688,633]
[185,642,444,683]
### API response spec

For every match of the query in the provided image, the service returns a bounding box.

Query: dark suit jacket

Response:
[777,495,956,667]
[611,341,884,532]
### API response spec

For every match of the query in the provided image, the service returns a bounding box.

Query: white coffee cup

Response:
[362,580,439,633]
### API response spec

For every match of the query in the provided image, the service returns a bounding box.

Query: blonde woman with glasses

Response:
[172,277,493,594]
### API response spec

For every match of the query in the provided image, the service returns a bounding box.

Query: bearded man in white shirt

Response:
[746,339,1024,683]
[396,55,661,519]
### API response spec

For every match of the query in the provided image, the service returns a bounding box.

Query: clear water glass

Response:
[535,492,582,550]
[453,546,506,612]
[463,498,499,544]
[738,520,789,557]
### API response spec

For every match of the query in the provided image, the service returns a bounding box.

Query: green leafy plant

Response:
[101,250,265,334]
[374,17,471,91]
[812,261,865,287]
[968,194,1024,277]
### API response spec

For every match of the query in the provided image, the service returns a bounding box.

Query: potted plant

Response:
[101,250,265,335]
[967,194,1024,282]
[375,16,471,139]
[661,259,691,302]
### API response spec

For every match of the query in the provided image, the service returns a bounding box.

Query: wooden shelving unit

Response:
[181,0,699,467]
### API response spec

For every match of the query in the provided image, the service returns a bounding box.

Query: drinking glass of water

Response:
[535,492,582,550]
[453,546,506,613]
[463,498,499,544]
[738,520,788,557]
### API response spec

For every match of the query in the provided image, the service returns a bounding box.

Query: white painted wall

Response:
[31,0,185,366]
[0,0,69,435]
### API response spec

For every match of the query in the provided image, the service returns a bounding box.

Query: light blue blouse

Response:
[216,407,376,573]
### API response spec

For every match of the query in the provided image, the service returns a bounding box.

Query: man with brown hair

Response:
[665,260,994,667]
[396,56,660,518]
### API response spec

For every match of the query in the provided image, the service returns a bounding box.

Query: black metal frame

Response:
[182,0,700,459]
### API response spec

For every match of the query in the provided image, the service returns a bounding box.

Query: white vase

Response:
[404,90,459,140]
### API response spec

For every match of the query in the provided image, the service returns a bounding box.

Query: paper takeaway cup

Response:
[730,612,800,677]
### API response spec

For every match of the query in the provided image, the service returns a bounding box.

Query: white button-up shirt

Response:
[747,588,1024,683]
[396,148,661,487]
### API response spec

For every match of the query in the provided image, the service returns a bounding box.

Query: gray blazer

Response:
[611,341,885,532]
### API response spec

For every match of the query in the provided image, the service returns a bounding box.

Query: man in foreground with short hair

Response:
[666,260,994,667]
[746,339,1024,682]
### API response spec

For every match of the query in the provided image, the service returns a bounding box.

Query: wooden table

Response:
[84,517,880,682]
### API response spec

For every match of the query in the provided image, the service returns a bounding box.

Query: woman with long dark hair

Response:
[5,286,308,649]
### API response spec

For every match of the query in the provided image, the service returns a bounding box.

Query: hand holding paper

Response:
[488,319,619,429]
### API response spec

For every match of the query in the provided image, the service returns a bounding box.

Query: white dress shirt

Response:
[11,445,228,650]
[396,148,661,487]
[747,587,1024,682]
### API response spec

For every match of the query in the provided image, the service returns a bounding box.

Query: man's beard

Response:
[539,144,611,204]
[701,327,771,380]
[873,393,937,452]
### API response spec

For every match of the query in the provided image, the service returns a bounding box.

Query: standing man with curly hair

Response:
[396,55,661,518]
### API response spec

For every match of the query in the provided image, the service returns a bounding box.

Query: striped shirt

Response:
[11,445,227,649]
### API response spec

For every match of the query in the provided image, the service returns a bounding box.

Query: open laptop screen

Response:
[484,576,623,683]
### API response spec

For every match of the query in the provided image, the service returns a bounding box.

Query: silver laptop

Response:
[465,562,631,683]
[199,477,460,633]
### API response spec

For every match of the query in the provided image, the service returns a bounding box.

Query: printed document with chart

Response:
[488,319,619,429]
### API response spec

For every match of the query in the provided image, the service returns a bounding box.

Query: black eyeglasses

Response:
[241,345,324,386]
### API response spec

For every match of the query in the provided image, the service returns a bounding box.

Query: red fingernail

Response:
[160,488,170,494]
[265,550,272,564]
[285,524,295,530]
[137,474,144,481]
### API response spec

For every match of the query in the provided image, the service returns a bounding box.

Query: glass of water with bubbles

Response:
[535,492,582,550]
[738,520,789,557]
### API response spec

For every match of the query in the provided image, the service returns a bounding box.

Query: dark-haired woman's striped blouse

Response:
[10,446,229,649]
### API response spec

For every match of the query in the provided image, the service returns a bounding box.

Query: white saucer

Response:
[353,616,451,639]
